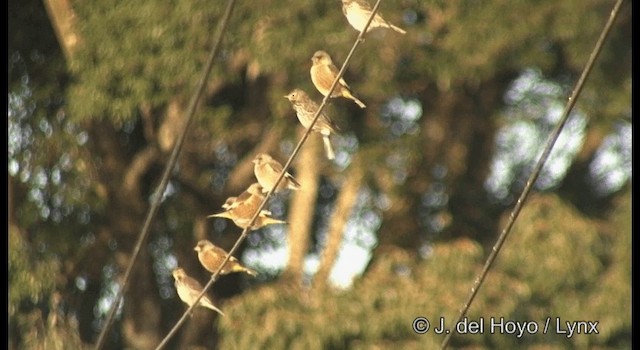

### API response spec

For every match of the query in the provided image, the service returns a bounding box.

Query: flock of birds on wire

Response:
[172,0,406,316]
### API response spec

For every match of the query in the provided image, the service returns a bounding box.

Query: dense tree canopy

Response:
[9,0,630,349]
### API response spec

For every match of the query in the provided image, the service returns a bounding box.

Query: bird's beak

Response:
[194,246,199,251]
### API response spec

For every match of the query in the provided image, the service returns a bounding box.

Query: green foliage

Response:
[9,227,85,349]
[8,228,58,316]
[218,194,630,349]
[497,194,604,302]
[65,0,629,144]
[69,0,223,123]
[586,190,631,343]
[13,311,86,350]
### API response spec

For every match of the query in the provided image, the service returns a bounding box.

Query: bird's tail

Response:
[322,134,336,160]
[201,299,225,316]
[259,216,287,225]
[344,91,366,108]
[207,211,232,219]
[240,266,258,277]
[286,174,302,191]
[389,24,406,34]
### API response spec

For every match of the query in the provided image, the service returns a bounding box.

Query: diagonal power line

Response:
[154,1,386,348]
[440,0,625,348]
[93,1,238,348]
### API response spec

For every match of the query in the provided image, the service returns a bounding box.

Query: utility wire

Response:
[154,1,385,348]
[440,0,625,348]
[93,1,237,348]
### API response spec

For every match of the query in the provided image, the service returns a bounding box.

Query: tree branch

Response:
[43,0,80,61]
[123,146,159,195]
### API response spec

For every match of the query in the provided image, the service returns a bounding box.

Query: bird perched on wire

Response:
[208,183,286,230]
[310,50,366,109]
[172,267,225,316]
[341,0,406,34]
[253,153,301,193]
[285,88,339,160]
[194,240,258,276]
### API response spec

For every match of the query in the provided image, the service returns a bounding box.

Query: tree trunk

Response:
[284,130,323,284]
[313,162,363,290]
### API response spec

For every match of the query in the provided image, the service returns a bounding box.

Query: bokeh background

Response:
[8,0,631,349]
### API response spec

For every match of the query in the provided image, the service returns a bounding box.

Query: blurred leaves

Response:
[219,192,630,349]
[9,228,59,317]
[9,226,85,349]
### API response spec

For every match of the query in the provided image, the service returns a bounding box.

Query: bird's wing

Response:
[211,245,229,258]
[266,159,284,174]
[182,275,205,292]
[357,0,373,12]
[234,188,253,204]
[235,193,264,218]
[327,64,351,89]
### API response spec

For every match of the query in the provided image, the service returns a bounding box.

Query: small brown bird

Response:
[285,88,339,160]
[172,267,225,316]
[209,209,285,230]
[310,50,366,109]
[253,153,301,193]
[341,0,406,34]
[194,240,258,276]
[208,183,287,230]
